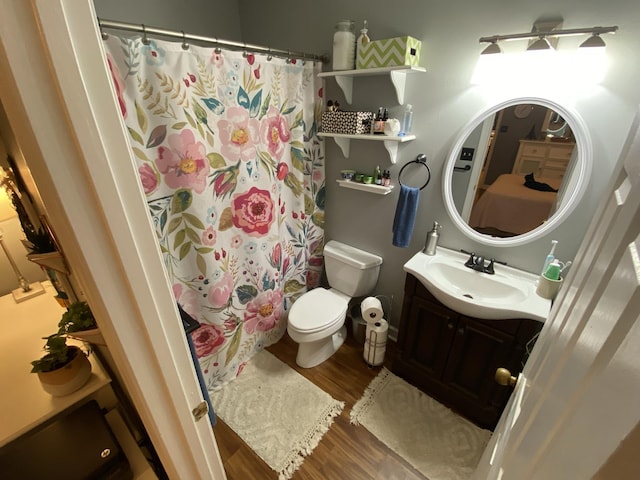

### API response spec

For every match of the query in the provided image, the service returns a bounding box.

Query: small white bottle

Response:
[400,104,413,136]
[332,20,356,71]
[356,20,370,69]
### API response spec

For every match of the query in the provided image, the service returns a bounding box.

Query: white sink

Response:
[404,247,550,321]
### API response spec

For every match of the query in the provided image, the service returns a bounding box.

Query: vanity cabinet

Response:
[392,274,542,430]
[512,139,575,180]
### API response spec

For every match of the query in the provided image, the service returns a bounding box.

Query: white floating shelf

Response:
[336,179,394,195]
[318,66,426,105]
[318,132,415,163]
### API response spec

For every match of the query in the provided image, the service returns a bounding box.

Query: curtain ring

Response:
[214,37,221,54]
[99,19,108,40]
[181,30,189,50]
[267,48,273,61]
[242,43,248,58]
[286,50,292,64]
[141,24,150,45]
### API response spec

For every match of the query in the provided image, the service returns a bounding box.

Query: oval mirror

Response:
[442,97,592,246]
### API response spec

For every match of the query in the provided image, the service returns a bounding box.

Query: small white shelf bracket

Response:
[332,136,351,158]
[383,140,399,163]
[389,70,408,105]
[333,76,354,104]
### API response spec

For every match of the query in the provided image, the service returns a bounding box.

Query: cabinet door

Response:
[442,316,514,406]
[401,297,458,379]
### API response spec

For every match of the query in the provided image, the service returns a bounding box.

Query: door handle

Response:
[495,367,517,387]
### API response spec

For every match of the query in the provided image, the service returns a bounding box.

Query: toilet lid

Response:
[289,288,348,332]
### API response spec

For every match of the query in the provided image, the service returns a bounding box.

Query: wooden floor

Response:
[213,326,428,480]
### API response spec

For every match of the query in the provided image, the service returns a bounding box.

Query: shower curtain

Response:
[103,35,325,389]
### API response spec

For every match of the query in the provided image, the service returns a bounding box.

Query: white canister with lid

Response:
[332,20,356,70]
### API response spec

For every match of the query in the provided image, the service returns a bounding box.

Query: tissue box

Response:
[321,111,373,135]
[357,36,422,69]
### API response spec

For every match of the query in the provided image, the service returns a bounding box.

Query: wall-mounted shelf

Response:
[318,66,426,105]
[318,132,415,163]
[336,179,394,195]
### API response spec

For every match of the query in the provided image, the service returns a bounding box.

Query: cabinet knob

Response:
[495,367,517,387]
[457,327,465,335]
[447,322,454,329]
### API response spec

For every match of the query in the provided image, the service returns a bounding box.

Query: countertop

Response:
[0,282,111,447]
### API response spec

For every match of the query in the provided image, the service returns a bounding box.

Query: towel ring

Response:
[398,154,431,191]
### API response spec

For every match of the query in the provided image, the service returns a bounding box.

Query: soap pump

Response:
[423,221,441,256]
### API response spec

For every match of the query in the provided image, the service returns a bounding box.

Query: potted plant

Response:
[30,332,92,397]
[57,300,104,345]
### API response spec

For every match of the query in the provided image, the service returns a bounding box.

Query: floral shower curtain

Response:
[104,35,325,390]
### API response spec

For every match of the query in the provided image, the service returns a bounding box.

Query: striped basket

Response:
[357,36,422,69]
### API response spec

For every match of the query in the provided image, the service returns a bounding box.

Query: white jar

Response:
[332,20,355,71]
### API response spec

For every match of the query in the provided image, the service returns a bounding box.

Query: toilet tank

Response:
[323,240,383,297]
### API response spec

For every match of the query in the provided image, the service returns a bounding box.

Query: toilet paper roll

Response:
[365,319,388,345]
[363,338,386,366]
[361,296,384,323]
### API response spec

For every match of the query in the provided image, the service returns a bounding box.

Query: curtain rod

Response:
[98,18,329,63]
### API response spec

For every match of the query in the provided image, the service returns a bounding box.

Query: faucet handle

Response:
[485,258,507,275]
[462,250,475,268]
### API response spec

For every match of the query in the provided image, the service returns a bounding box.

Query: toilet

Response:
[287,240,383,368]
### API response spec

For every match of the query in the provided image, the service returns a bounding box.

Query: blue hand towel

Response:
[392,184,420,248]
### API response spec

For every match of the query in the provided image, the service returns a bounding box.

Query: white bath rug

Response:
[210,349,344,480]
[350,368,492,480]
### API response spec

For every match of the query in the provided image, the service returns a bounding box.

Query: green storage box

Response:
[357,36,422,69]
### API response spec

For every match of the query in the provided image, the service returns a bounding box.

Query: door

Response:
[473,109,640,479]
[0,1,225,478]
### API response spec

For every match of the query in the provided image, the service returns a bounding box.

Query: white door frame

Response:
[0,0,225,478]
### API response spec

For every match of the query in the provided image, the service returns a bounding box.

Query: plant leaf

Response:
[172,121,187,130]
[196,253,207,276]
[284,279,306,295]
[236,284,258,304]
[173,229,186,250]
[225,327,242,365]
[207,152,226,169]
[203,97,225,114]
[218,207,234,231]
[167,216,182,234]
[135,101,148,133]
[249,90,262,118]
[183,213,205,229]
[179,241,191,260]
[132,147,149,162]
[146,124,167,148]
[128,127,144,145]
[185,226,200,244]
[172,189,192,213]
[237,87,250,109]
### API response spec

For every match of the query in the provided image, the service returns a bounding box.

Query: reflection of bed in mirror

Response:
[469,174,562,237]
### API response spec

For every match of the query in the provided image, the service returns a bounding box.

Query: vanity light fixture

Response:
[480,41,502,55]
[527,36,553,51]
[579,33,607,49]
[479,24,618,54]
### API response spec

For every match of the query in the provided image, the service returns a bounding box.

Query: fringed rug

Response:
[350,368,492,480]
[210,350,344,480]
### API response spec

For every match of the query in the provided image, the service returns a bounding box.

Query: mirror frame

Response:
[442,96,592,247]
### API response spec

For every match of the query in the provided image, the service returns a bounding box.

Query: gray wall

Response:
[238,0,640,327]
[93,0,640,328]
[93,0,243,39]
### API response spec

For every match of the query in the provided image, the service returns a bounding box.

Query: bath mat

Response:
[350,368,491,480]
[210,350,344,480]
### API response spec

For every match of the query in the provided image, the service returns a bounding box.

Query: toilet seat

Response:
[288,288,348,333]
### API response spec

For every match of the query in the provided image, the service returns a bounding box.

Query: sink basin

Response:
[404,247,550,321]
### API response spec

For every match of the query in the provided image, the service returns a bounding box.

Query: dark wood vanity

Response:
[392,273,543,430]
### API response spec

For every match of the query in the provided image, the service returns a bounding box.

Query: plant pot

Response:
[36,346,92,397]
